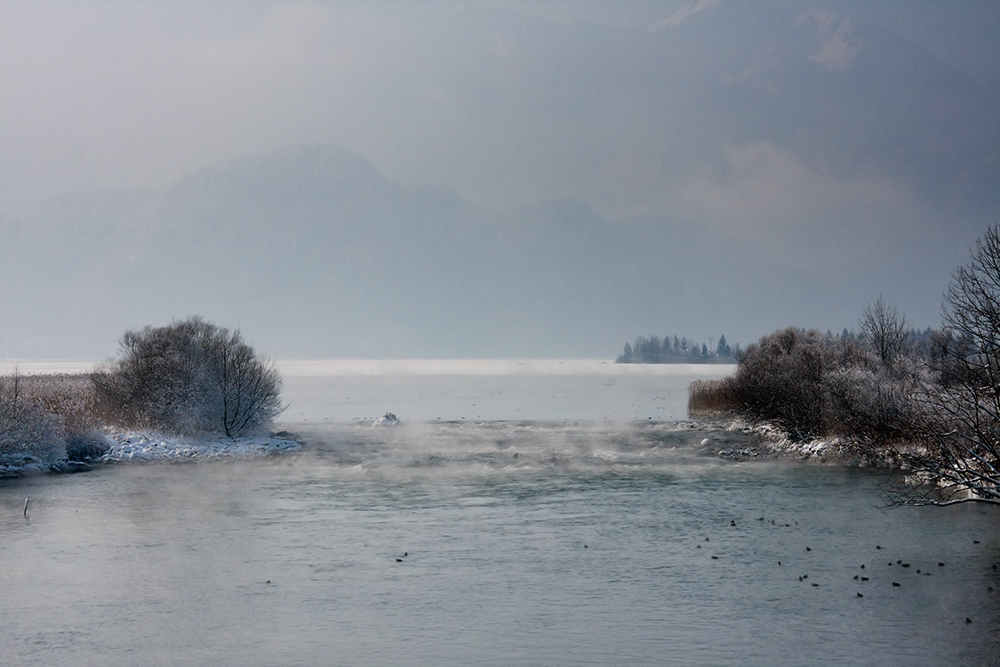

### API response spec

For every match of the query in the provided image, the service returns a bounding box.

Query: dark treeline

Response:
[690,227,1000,506]
[618,334,738,364]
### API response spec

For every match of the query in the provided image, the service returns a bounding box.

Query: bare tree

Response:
[203,326,284,437]
[891,227,1000,505]
[859,295,908,365]
[93,317,284,437]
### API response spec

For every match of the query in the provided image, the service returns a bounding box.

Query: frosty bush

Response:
[684,227,1000,505]
[92,317,284,437]
[729,328,831,439]
[723,326,928,446]
[823,362,928,448]
[0,371,67,462]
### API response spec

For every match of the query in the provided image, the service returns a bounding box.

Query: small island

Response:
[617,334,738,364]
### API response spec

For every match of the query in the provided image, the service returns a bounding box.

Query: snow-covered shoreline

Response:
[737,421,884,466]
[701,418,874,465]
[1,418,871,480]
[0,431,302,478]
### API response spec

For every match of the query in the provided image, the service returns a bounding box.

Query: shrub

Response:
[65,429,111,461]
[823,363,928,447]
[722,326,931,445]
[0,372,67,462]
[92,317,284,437]
[729,328,831,439]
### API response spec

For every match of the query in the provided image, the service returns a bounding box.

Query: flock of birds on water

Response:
[695,515,995,626]
[375,513,995,628]
[16,494,995,628]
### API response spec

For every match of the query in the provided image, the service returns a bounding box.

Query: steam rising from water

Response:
[2,419,999,665]
[289,420,756,484]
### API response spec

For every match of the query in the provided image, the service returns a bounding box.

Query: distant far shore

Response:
[276,359,737,377]
[1,359,739,377]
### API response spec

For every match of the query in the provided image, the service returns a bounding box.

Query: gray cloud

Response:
[647,0,721,30]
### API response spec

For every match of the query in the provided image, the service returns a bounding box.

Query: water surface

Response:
[1,363,998,665]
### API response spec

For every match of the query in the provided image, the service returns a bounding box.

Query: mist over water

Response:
[1,363,999,665]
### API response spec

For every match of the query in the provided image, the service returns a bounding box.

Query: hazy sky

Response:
[1,1,999,358]
[2,0,997,213]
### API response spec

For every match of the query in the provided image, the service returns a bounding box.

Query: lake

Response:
[1,361,998,666]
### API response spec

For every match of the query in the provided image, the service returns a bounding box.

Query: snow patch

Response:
[372,412,400,427]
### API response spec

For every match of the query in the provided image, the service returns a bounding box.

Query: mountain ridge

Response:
[1,1,996,358]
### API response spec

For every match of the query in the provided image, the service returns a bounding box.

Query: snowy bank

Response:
[690,419,863,464]
[0,454,54,478]
[0,432,302,478]
[99,432,301,464]
[740,421,882,466]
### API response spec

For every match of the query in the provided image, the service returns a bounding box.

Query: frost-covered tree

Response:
[728,328,829,438]
[93,317,283,437]
[206,327,285,437]
[897,226,1000,505]
[860,295,908,365]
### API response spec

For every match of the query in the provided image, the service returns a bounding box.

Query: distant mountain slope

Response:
[135,145,714,357]
[0,139,978,360]
[0,144,711,358]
